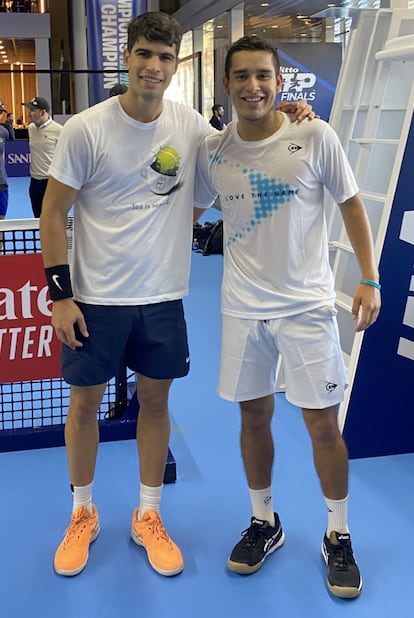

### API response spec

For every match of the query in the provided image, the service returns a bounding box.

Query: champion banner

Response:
[86,0,147,105]
[276,43,343,122]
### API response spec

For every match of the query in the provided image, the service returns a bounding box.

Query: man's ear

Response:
[223,76,230,96]
[276,73,283,94]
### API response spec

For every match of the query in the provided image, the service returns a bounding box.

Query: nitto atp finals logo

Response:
[279,66,316,102]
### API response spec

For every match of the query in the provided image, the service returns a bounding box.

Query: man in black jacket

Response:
[209,103,226,131]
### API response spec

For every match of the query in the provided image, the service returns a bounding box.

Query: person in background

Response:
[5,112,14,129]
[0,99,15,236]
[22,96,62,217]
[39,12,314,581]
[195,35,381,599]
[209,103,226,131]
[109,82,128,97]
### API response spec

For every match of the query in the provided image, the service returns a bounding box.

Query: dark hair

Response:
[127,11,182,56]
[109,83,128,97]
[212,104,224,113]
[224,36,280,79]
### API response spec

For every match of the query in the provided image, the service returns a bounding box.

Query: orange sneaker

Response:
[131,508,184,576]
[54,505,100,576]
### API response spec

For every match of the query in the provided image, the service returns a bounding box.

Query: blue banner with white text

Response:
[86,0,147,105]
[343,113,414,458]
[275,43,343,122]
[5,140,30,177]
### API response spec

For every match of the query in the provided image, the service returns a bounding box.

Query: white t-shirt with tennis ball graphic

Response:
[195,114,359,319]
[49,97,214,305]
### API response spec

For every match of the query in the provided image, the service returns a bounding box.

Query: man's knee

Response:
[303,407,341,444]
[241,396,274,430]
[136,376,171,418]
[68,385,106,426]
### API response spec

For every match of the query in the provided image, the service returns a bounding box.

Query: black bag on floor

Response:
[193,220,223,256]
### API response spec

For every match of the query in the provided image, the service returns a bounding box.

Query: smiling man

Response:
[196,35,381,599]
[39,13,314,580]
[40,11,210,579]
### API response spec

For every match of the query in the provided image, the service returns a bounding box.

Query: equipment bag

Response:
[192,219,223,256]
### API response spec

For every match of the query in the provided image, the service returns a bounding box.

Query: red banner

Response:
[0,254,62,382]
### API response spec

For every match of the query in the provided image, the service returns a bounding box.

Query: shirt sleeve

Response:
[317,122,359,204]
[194,136,218,209]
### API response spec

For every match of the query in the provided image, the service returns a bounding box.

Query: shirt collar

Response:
[36,117,52,130]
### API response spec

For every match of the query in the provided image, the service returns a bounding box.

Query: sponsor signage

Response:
[5,140,30,177]
[276,43,343,121]
[344,115,414,458]
[86,0,147,105]
[0,254,61,382]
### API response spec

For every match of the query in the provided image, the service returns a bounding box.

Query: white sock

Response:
[72,482,93,515]
[138,482,163,519]
[325,495,349,535]
[249,486,275,527]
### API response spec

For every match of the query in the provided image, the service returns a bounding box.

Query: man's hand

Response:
[51,298,89,350]
[276,100,319,122]
[352,283,381,332]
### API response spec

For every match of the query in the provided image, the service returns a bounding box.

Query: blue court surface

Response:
[0,178,413,618]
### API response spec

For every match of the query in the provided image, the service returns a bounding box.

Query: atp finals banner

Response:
[275,43,342,122]
[86,0,147,105]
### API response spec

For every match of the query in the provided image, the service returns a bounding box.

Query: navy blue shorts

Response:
[0,187,8,216]
[62,300,190,386]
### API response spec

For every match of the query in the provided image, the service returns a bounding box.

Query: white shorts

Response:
[218,306,348,409]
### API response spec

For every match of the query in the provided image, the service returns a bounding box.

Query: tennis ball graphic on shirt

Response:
[151,146,180,176]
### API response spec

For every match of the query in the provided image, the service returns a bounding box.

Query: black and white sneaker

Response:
[322,531,362,598]
[227,513,285,575]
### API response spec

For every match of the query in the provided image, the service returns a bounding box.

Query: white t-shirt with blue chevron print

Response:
[196,113,358,319]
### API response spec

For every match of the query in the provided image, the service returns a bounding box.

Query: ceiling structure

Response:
[0,1,380,66]
[0,37,34,66]
[212,10,328,43]
[234,0,354,40]
[172,0,371,33]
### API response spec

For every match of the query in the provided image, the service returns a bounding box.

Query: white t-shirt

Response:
[28,118,62,179]
[49,97,213,305]
[196,114,359,319]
